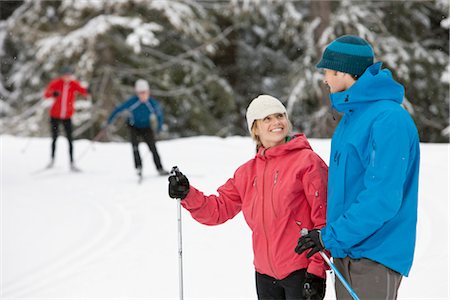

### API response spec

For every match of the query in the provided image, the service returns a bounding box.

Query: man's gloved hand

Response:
[295,229,325,258]
[303,272,326,300]
[52,91,60,97]
[168,168,190,199]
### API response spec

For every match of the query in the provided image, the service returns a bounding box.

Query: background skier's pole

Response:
[75,127,107,162]
[171,166,184,300]
[301,229,360,300]
[20,136,33,153]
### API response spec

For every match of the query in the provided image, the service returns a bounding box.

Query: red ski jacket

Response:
[182,134,329,279]
[44,77,88,119]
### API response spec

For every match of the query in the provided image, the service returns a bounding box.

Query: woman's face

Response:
[254,113,289,149]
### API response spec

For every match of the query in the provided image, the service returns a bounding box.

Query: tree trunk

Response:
[310,0,338,138]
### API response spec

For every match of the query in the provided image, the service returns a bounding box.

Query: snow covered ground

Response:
[1,135,449,299]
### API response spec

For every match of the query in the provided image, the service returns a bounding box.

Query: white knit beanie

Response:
[135,79,150,92]
[246,95,287,133]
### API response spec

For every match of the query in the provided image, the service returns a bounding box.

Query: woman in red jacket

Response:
[43,66,89,171]
[168,95,328,300]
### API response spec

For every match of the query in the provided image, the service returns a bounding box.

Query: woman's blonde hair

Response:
[250,114,292,152]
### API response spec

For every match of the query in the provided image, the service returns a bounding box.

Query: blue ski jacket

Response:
[320,62,420,276]
[107,95,164,131]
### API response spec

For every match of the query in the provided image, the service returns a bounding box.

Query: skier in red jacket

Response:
[43,66,89,171]
[169,95,329,300]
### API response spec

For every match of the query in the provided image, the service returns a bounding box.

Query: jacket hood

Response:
[256,133,312,160]
[330,62,405,113]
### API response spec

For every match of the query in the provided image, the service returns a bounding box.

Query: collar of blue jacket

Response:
[329,62,405,114]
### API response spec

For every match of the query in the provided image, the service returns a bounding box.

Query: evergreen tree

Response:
[203,0,449,141]
[0,0,448,142]
[0,0,236,139]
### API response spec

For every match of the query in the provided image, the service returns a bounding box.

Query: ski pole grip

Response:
[171,166,183,180]
[301,228,309,237]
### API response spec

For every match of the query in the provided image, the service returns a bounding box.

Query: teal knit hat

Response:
[316,35,374,77]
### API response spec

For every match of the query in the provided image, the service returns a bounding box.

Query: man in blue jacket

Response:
[106,79,169,178]
[295,35,420,299]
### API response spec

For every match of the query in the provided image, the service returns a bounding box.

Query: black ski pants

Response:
[128,125,163,171]
[50,117,74,162]
[256,269,308,300]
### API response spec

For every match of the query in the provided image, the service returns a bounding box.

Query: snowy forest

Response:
[0,0,448,142]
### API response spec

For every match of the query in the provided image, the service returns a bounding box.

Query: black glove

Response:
[295,229,325,258]
[303,272,326,300]
[168,167,190,199]
[52,91,60,97]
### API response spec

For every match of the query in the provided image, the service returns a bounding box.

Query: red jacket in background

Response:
[182,134,329,279]
[44,77,88,119]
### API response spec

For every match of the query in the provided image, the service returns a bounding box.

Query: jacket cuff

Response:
[307,260,327,279]
[321,226,346,258]
[180,187,205,210]
[320,226,335,249]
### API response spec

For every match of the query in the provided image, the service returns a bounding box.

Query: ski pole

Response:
[171,166,184,300]
[75,128,107,162]
[20,136,33,154]
[301,229,360,300]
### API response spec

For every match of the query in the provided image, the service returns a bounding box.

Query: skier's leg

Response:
[350,258,402,300]
[279,269,309,300]
[50,117,59,162]
[255,271,286,300]
[333,258,353,300]
[129,126,142,170]
[335,257,402,300]
[142,128,164,171]
[62,118,74,163]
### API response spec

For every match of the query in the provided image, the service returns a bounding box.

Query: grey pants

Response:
[334,257,402,300]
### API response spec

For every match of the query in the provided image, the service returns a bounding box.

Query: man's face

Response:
[323,69,348,93]
[137,90,150,101]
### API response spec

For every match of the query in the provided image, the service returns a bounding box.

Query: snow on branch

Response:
[35,15,162,61]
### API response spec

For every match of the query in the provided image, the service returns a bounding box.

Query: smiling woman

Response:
[246,95,292,151]
[168,94,330,300]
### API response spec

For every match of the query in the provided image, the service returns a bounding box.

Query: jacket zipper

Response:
[271,170,279,218]
[261,153,279,278]
[333,114,351,166]
[60,81,69,118]
[251,177,257,220]
[371,140,376,167]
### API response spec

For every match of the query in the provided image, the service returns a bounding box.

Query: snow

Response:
[148,1,210,40]
[35,15,162,61]
[1,135,449,299]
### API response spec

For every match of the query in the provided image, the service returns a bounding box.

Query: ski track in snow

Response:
[3,197,132,297]
[1,135,449,299]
